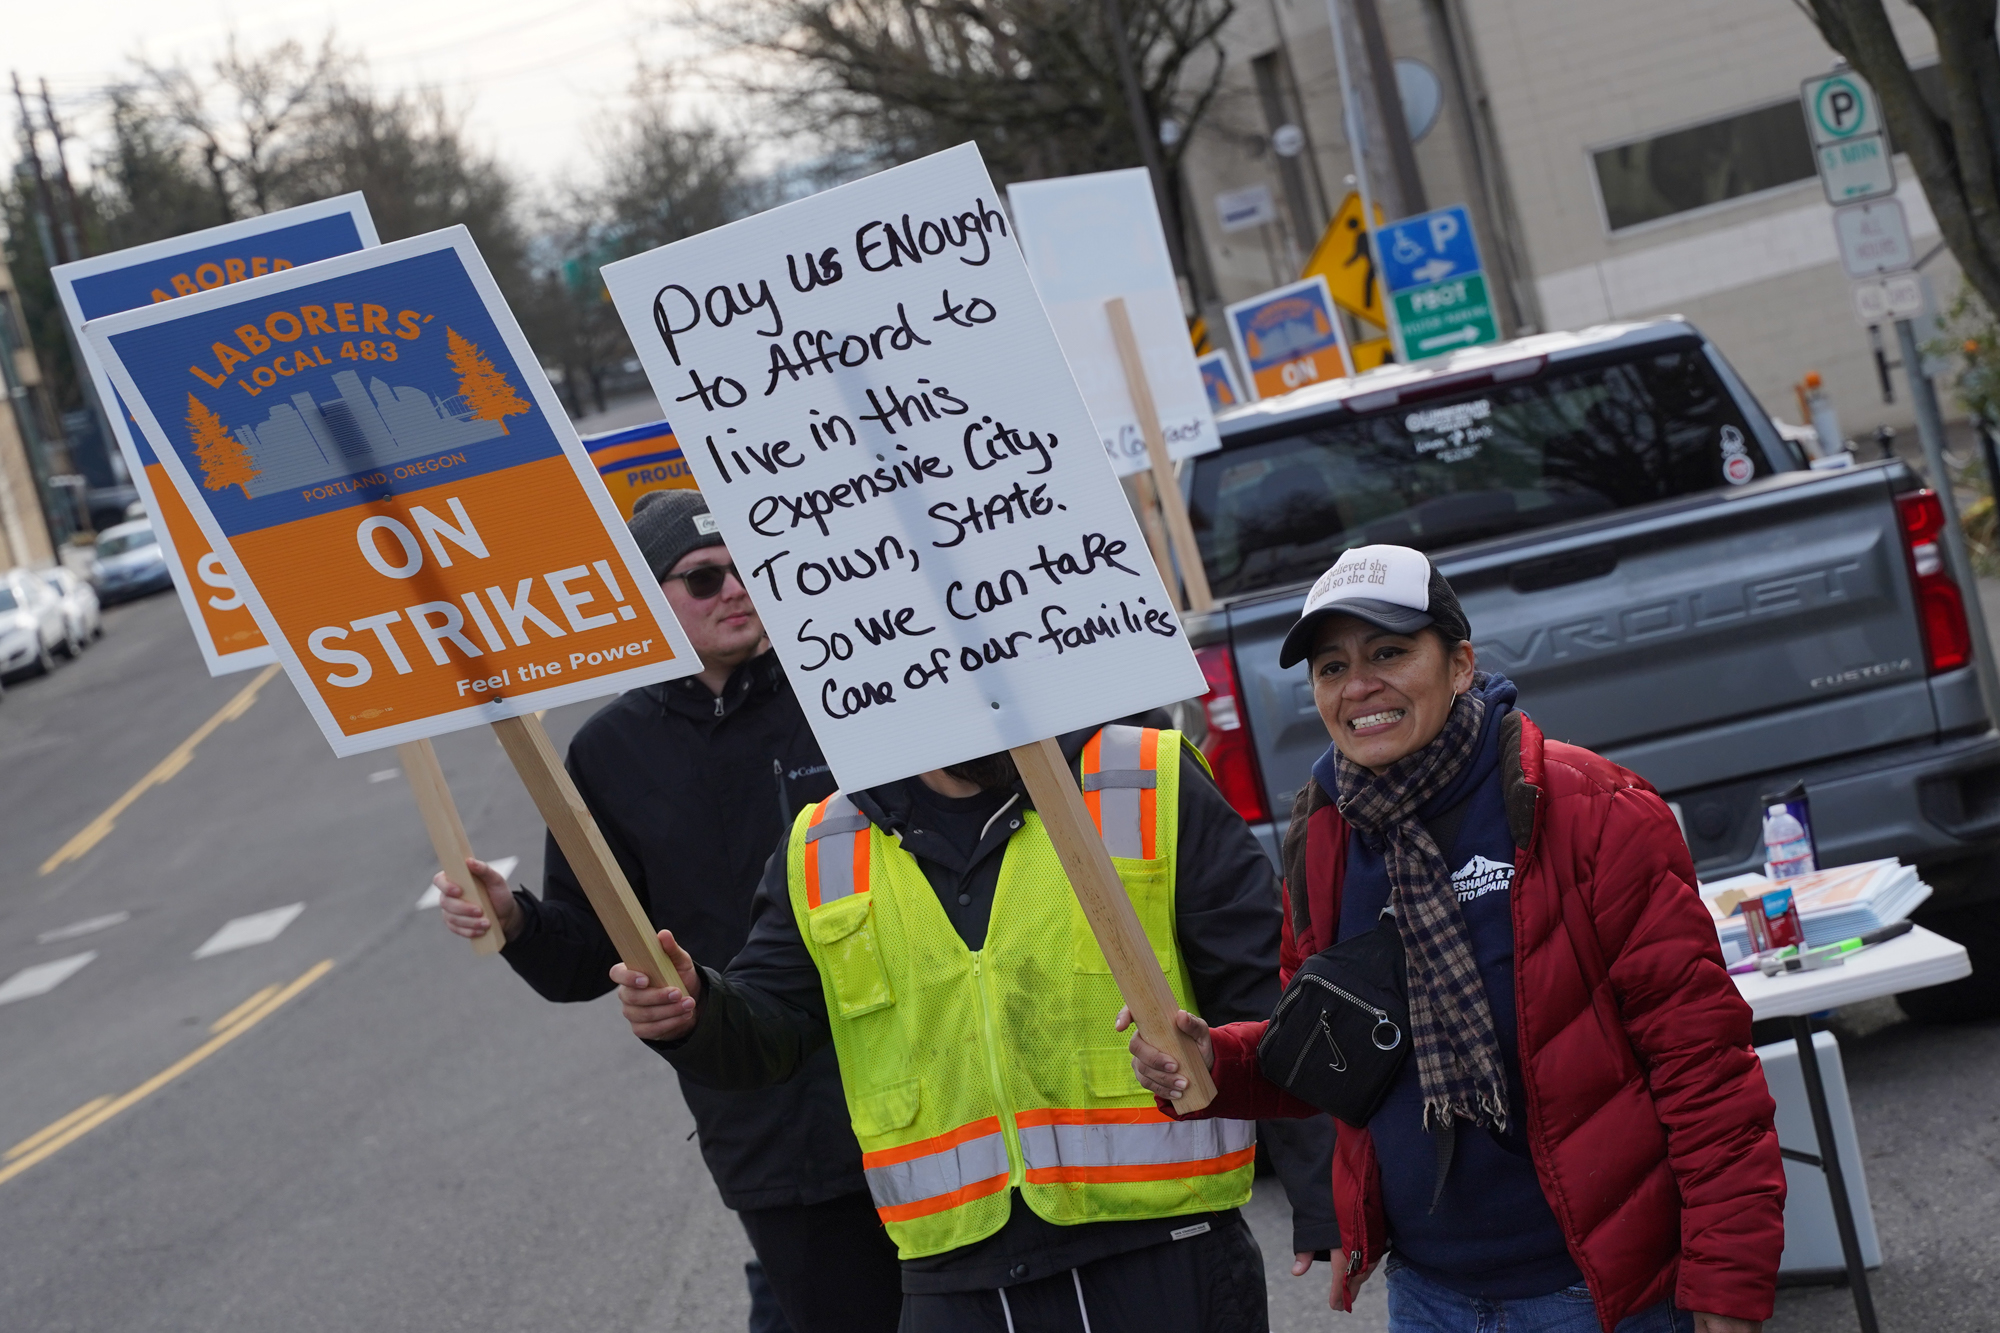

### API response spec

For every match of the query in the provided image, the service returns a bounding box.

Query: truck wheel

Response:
[1898,900,2000,1023]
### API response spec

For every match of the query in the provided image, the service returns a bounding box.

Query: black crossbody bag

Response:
[1255,912,1410,1126]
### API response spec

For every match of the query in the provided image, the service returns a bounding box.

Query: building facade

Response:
[1176,0,1959,441]
[0,254,63,567]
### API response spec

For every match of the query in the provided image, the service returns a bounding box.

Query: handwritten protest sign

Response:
[83,227,701,756]
[1006,168,1219,477]
[600,144,1206,792]
[1225,274,1354,400]
[583,418,698,519]
[52,195,379,674]
[602,144,1216,1102]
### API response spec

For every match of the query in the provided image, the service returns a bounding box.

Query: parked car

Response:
[38,567,102,650]
[0,568,72,679]
[1178,318,2000,1020]
[92,520,173,604]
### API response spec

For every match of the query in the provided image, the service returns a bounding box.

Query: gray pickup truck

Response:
[1179,318,2000,1020]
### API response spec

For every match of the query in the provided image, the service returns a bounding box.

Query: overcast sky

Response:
[9,0,711,192]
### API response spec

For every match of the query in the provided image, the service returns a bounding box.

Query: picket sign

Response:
[83,226,701,984]
[51,196,385,676]
[600,143,1215,1104]
[1106,298,1214,614]
[51,201,525,958]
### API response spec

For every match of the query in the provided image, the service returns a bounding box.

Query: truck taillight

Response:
[1195,644,1270,823]
[1899,489,1973,673]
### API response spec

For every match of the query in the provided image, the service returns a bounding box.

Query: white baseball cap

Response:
[1277,545,1470,668]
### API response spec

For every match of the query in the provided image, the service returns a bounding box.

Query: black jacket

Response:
[498,651,860,1211]
[655,723,1336,1289]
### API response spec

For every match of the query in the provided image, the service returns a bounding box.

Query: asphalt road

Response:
[2,588,1996,1332]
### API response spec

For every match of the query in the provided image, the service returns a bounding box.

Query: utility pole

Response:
[12,73,73,266]
[41,79,90,263]
[1351,0,1425,216]
[1105,0,1196,301]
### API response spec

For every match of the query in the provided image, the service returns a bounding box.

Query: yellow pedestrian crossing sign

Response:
[1303,192,1385,325]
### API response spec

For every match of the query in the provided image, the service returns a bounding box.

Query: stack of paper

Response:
[1700,859,1932,955]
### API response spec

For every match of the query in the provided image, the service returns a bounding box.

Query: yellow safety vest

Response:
[789,725,1257,1259]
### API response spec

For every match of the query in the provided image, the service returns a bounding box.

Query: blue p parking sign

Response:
[1377,206,1482,296]
[1375,204,1499,360]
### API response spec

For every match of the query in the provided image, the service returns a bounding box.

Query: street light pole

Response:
[1326,0,1389,366]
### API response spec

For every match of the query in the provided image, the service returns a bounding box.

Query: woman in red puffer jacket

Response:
[1124,546,1784,1333]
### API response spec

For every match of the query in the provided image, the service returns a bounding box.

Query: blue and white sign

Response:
[1378,205,1481,295]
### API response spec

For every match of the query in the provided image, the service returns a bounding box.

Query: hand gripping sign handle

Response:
[1009,736,1217,1113]
[490,712,677,987]
[1105,297,1215,615]
[397,739,506,957]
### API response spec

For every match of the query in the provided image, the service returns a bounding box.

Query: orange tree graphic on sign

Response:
[445,327,531,434]
[185,393,261,497]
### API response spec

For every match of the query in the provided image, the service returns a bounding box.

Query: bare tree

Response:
[695,0,1232,290]
[1796,0,2000,315]
[133,36,342,221]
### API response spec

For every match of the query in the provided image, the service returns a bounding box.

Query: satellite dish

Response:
[1396,59,1442,142]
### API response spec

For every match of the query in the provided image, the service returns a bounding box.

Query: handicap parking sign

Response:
[1377,205,1482,296]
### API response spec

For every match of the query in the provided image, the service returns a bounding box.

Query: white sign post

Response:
[1008,168,1219,611]
[601,143,1216,1105]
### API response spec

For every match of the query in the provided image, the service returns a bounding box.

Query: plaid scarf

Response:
[1332,689,1510,1133]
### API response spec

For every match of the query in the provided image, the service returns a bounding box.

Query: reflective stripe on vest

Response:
[862,1116,1012,1222]
[1080,725,1160,859]
[1015,1108,1257,1185]
[803,793,870,908]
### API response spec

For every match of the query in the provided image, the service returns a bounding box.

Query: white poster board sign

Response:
[1007,168,1221,477]
[601,144,1205,791]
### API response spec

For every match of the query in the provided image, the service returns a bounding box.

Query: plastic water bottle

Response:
[1762,804,1815,881]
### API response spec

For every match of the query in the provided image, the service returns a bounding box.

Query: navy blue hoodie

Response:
[1317,672,1582,1299]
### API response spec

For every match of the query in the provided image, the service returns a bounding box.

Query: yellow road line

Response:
[0,959,333,1189]
[4,1097,110,1161]
[210,985,279,1034]
[40,664,282,875]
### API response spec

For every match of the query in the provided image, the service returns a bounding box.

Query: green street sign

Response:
[1391,272,1499,359]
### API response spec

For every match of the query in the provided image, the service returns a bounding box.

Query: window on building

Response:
[1593,101,1816,230]
[1594,65,1944,232]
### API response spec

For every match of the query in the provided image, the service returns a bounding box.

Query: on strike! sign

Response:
[601,144,1205,790]
[84,228,700,754]
[53,195,380,674]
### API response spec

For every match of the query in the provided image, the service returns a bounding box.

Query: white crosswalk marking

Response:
[416,856,517,909]
[37,912,131,945]
[194,904,306,959]
[0,953,98,1006]
[368,769,400,784]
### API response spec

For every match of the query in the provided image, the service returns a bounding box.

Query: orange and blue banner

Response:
[83,227,701,755]
[582,419,698,518]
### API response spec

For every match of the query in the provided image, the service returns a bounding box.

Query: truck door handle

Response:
[1508,545,1618,592]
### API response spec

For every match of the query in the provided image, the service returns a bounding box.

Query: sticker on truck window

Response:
[1721,424,1755,485]
[1407,398,1493,463]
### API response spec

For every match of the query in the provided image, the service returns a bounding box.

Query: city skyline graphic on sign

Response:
[183,329,530,498]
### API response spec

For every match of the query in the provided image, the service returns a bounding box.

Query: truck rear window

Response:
[1190,347,1770,596]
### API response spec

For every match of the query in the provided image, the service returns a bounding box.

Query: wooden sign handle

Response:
[1009,737,1217,1112]
[397,740,505,957]
[489,713,675,987]
[1105,297,1215,614]
[1124,471,1184,614]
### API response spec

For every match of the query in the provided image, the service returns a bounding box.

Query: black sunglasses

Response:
[665,562,742,600]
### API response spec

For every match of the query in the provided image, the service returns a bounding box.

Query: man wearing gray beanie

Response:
[431,486,900,1333]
